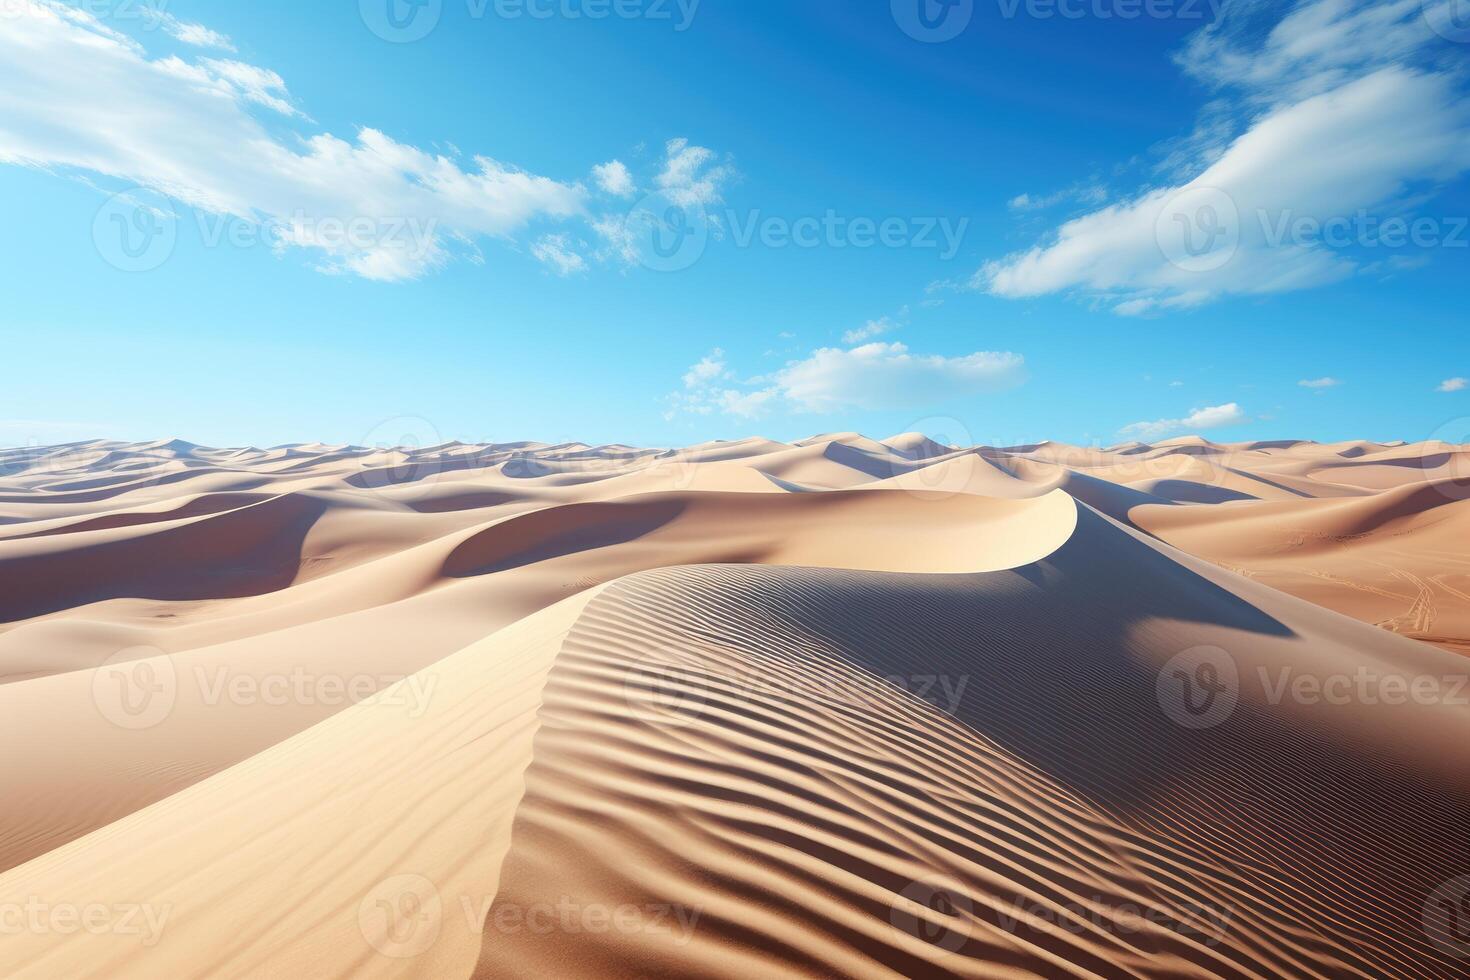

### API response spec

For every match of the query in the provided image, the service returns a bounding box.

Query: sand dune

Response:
[0,435,1466,977]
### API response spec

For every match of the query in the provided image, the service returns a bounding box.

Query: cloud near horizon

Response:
[979,0,1470,315]
[668,342,1025,419]
[1120,403,1248,440]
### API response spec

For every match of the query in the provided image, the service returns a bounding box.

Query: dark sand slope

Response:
[478,509,1470,978]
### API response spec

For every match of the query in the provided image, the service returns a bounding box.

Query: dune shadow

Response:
[0,494,328,622]
[443,499,686,577]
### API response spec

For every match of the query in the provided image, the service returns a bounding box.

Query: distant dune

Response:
[0,435,1466,978]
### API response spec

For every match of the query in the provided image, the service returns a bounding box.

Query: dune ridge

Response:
[0,435,1466,977]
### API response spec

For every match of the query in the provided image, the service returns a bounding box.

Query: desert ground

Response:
[0,433,1467,978]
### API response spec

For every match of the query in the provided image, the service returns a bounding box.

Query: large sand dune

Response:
[0,435,1466,977]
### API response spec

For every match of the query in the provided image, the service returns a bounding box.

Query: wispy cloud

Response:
[1120,403,1247,440]
[656,138,735,208]
[842,312,906,345]
[0,4,744,283]
[682,349,729,389]
[980,0,1470,315]
[158,15,236,51]
[1298,376,1343,388]
[591,159,635,197]
[1438,377,1467,392]
[0,1,596,281]
[668,341,1025,420]
[1008,182,1108,212]
[531,234,586,276]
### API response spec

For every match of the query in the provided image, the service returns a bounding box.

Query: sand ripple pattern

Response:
[479,560,1470,979]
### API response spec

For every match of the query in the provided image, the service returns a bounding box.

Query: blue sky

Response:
[2,0,1468,449]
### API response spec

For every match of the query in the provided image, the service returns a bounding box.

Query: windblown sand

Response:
[0,434,1467,978]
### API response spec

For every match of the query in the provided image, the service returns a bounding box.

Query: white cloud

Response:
[842,317,896,345]
[1439,377,1467,392]
[716,388,778,419]
[1177,0,1451,103]
[156,56,303,117]
[1008,183,1107,212]
[980,0,1470,314]
[592,159,635,197]
[656,137,733,208]
[774,343,1025,413]
[1120,403,1247,440]
[1298,376,1343,388]
[0,1,590,280]
[531,234,586,276]
[682,349,727,388]
[158,15,235,52]
[668,342,1024,420]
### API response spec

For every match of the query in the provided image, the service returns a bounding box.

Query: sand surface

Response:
[0,434,1466,977]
